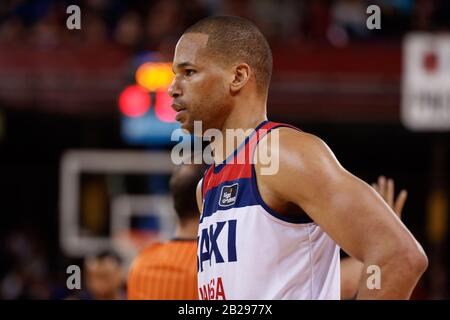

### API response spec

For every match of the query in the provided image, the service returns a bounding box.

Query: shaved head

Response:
[183,16,273,92]
[169,16,272,133]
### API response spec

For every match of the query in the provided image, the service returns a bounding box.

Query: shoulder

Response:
[279,126,332,154]
[131,241,187,268]
[256,126,338,174]
[254,126,343,202]
[132,242,163,264]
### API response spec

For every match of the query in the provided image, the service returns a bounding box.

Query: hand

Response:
[371,176,408,218]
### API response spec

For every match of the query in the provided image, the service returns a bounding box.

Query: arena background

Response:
[0,0,449,300]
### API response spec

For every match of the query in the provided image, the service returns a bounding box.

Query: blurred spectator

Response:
[411,0,435,31]
[250,0,302,43]
[114,11,142,48]
[0,0,447,49]
[50,250,126,300]
[330,0,368,42]
[80,251,125,300]
[144,0,182,51]
[82,12,108,46]
[28,11,61,49]
[0,17,25,45]
[0,229,50,299]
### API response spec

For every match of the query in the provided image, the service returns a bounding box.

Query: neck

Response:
[175,217,199,240]
[211,95,267,164]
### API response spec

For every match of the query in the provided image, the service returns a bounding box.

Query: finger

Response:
[371,182,379,194]
[386,178,394,208]
[378,176,386,201]
[394,189,408,218]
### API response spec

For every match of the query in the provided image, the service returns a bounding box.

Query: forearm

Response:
[340,257,364,299]
[355,255,427,299]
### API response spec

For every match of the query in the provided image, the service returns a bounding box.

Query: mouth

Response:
[172,103,187,122]
[171,103,186,112]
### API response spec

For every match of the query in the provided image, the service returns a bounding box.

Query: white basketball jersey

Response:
[197,121,340,300]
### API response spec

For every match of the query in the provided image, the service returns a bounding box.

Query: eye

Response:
[185,69,196,77]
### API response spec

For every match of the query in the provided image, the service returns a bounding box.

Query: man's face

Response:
[169,33,233,134]
[85,257,123,299]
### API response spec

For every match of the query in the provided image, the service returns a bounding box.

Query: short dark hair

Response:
[91,250,122,265]
[184,15,273,92]
[169,162,207,221]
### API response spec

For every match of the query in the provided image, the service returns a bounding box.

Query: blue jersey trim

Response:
[250,163,313,224]
[200,177,256,223]
[249,124,313,224]
[200,171,313,225]
[201,121,313,225]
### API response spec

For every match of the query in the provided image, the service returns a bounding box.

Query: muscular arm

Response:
[340,177,409,299]
[255,128,428,299]
[340,257,364,299]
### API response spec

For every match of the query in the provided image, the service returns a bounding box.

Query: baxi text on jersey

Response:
[197,219,237,272]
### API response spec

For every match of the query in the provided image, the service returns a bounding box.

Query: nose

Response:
[168,78,182,98]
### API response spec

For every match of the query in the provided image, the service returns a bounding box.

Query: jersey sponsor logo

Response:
[197,219,237,272]
[219,183,239,207]
[198,276,226,300]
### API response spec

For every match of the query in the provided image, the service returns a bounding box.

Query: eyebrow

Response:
[173,62,195,72]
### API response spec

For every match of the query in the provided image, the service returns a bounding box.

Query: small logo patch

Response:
[219,183,239,207]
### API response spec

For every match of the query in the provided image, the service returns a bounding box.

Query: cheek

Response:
[187,74,230,124]
[196,72,227,96]
[197,78,227,106]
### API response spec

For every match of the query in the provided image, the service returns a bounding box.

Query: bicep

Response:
[301,168,405,261]
[271,132,414,262]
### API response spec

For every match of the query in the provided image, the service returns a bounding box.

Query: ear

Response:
[230,63,251,94]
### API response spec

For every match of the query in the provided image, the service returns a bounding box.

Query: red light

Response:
[154,91,176,123]
[118,85,150,117]
[423,52,438,73]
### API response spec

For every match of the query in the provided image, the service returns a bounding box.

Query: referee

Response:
[127,162,205,300]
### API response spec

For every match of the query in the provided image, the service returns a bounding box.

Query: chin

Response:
[179,121,194,135]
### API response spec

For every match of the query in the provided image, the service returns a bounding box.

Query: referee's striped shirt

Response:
[127,239,198,300]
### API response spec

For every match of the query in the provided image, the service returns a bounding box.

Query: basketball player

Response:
[169,16,428,299]
[127,163,206,300]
